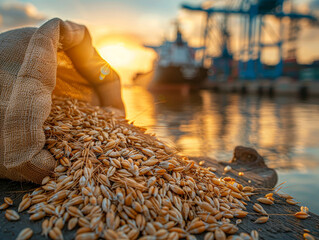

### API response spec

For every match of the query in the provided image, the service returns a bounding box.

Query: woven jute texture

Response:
[0,18,124,183]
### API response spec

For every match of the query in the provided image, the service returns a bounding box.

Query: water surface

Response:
[122,86,319,213]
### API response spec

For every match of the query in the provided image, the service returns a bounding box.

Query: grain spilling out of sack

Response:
[2,96,308,240]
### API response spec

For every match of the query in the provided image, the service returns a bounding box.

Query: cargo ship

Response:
[133,24,207,91]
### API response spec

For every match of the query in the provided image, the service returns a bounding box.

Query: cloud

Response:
[0,2,46,30]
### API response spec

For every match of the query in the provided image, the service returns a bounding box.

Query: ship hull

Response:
[148,65,207,91]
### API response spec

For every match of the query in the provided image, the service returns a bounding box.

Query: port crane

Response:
[181,0,318,80]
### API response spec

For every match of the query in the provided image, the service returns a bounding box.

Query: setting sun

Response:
[98,43,135,68]
[96,35,156,82]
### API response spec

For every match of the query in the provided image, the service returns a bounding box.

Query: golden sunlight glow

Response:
[96,35,156,83]
[99,43,135,68]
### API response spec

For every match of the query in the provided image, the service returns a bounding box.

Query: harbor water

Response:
[123,86,319,214]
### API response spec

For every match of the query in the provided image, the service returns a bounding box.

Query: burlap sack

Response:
[0,18,124,184]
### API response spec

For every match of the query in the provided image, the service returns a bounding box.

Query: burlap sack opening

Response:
[0,18,124,184]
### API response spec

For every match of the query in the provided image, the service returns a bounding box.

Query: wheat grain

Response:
[16,228,33,240]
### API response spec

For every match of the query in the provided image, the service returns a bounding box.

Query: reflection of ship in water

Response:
[133,23,207,91]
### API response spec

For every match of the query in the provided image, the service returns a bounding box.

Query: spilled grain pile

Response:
[1,96,311,240]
